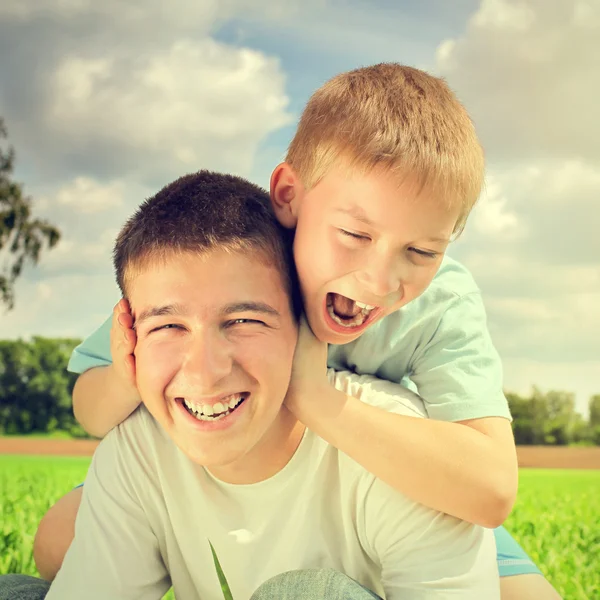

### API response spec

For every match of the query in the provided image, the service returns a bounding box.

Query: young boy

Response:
[6,170,499,599]
[35,64,560,598]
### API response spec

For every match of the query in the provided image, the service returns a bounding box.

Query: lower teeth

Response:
[190,409,230,422]
[327,304,370,328]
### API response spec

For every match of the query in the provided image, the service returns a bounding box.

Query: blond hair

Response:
[286,63,484,235]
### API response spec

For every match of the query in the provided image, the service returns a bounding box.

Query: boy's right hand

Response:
[110,298,138,393]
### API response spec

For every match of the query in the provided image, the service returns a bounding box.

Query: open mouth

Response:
[325,293,380,331]
[176,393,248,422]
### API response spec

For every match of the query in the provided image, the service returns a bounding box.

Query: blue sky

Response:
[0,0,598,414]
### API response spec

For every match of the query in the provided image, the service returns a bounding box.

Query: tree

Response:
[507,387,587,445]
[0,337,81,435]
[590,395,600,428]
[0,118,61,309]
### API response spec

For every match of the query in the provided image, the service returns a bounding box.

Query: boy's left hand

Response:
[284,315,329,419]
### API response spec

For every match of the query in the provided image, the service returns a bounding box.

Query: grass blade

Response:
[209,541,234,600]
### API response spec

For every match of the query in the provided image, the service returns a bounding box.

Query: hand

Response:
[109,298,138,393]
[284,315,329,419]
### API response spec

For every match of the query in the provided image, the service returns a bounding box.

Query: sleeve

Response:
[67,314,113,374]
[363,478,501,600]
[46,423,171,600]
[409,292,511,422]
[327,368,427,419]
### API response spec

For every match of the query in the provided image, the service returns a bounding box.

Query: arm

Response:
[296,384,516,528]
[47,419,170,599]
[73,364,141,438]
[70,300,141,438]
[287,310,518,528]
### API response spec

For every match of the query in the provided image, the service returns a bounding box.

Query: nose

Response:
[181,331,233,391]
[355,254,403,298]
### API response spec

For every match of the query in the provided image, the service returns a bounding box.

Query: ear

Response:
[269,162,304,229]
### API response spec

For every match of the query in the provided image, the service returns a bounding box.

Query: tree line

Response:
[0,337,599,444]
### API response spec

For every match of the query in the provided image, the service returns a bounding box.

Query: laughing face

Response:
[272,161,460,345]
[129,248,300,484]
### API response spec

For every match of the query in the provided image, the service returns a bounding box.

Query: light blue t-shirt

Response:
[68,255,510,423]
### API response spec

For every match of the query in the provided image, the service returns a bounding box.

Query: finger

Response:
[117,311,134,330]
[120,298,131,313]
[111,300,125,335]
[124,354,136,382]
[123,328,137,350]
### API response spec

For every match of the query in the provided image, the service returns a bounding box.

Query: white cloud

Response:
[436,0,600,163]
[470,176,523,237]
[450,154,600,372]
[47,39,292,183]
[0,0,318,30]
[55,177,124,213]
[0,271,119,340]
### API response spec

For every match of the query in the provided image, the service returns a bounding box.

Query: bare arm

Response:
[73,365,141,438]
[295,379,517,528]
[72,299,141,439]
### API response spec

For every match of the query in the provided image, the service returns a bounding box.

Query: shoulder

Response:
[395,255,480,322]
[430,255,480,297]
[376,256,483,346]
[92,406,167,490]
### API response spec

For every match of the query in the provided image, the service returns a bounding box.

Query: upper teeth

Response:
[356,302,375,310]
[183,394,243,416]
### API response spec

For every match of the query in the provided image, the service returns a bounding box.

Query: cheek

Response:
[243,334,296,397]
[295,225,351,286]
[405,265,439,296]
[136,342,180,399]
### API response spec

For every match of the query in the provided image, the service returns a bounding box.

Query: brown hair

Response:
[114,170,300,315]
[286,63,484,234]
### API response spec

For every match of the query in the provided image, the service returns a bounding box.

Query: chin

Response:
[180,445,233,467]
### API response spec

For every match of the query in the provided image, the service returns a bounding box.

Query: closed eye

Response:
[409,247,438,259]
[339,228,370,241]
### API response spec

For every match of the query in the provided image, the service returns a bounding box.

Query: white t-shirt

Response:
[48,371,500,600]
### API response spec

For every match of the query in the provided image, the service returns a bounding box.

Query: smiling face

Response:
[272,162,461,345]
[129,248,299,484]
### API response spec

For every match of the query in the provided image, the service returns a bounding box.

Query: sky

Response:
[0,0,598,415]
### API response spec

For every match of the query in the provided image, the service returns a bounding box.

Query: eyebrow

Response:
[134,301,280,328]
[425,236,451,244]
[337,205,375,226]
[221,302,280,318]
[134,304,185,329]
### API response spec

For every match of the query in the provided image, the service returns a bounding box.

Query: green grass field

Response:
[1,456,598,599]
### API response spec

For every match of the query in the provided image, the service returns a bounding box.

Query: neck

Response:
[208,407,305,485]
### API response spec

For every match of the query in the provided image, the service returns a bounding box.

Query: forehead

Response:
[126,249,289,312]
[315,164,459,231]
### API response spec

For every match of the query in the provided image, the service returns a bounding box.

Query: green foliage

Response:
[0,337,83,436]
[507,387,599,446]
[504,470,600,599]
[0,118,61,309]
[1,456,598,600]
[0,456,175,600]
[0,456,89,575]
[209,541,234,600]
[589,395,600,428]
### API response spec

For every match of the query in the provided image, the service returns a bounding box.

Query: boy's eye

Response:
[409,247,438,259]
[339,228,370,241]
